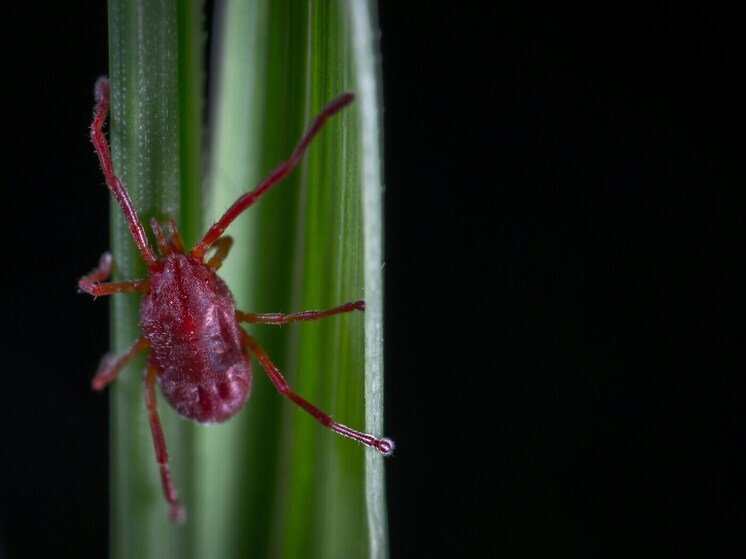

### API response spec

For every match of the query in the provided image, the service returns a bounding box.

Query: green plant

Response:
[104,1,388,557]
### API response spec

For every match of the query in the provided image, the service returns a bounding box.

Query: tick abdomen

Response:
[140,254,252,423]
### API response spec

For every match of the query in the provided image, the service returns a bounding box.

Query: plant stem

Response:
[107,1,203,557]
[103,1,387,557]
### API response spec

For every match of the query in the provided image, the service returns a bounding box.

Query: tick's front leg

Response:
[78,252,150,296]
[90,78,158,269]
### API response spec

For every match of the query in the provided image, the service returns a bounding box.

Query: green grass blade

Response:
[204,1,388,557]
[103,1,386,556]
[106,1,203,557]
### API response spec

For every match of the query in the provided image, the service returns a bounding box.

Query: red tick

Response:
[80,77,394,522]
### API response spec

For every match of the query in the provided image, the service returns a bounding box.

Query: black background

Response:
[0,2,742,558]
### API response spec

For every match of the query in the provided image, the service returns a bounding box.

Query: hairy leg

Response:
[79,252,149,296]
[236,300,364,325]
[91,336,149,390]
[242,331,393,455]
[144,361,185,523]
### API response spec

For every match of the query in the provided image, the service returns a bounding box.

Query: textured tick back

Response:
[140,254,252,423]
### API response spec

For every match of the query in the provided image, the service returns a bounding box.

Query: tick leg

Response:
[191,93,355,260]
[91,77,158,269]
[80,280,150,296]
[92,336,149,390]
[144,361,185,523]
[83,251,113,282]
[205,236,234,270]
[236,300,364,325]
[79,252,150,296]
[242,332,394,456]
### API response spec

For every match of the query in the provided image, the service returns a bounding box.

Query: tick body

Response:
[142,252,251,424]
[80,77,393,522]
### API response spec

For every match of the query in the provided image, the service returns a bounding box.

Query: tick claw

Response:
[171,503,186,524]
[91,354,117,390]
[377,437,396,456]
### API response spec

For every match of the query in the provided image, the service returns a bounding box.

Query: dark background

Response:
[1,2,741,557]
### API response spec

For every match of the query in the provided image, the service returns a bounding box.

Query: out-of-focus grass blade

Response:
[203,1,388,558]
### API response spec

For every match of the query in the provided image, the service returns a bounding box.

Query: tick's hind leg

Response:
[79,252,150,296]
[242,332,394,456]
[144,360,185,523]
[236,300,364,325]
